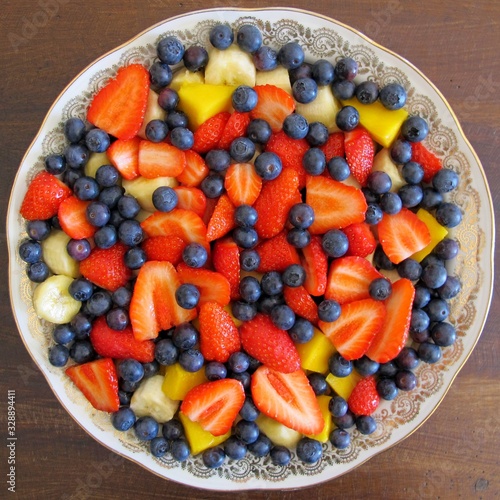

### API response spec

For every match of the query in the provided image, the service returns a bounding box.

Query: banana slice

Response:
[256,414,302,448]
[122,176,178,212]
[204,45,256,87]
[41,230,81,278]
[33,274,81,324]
[295,85,342,132]
[372,148,406,192]
[169,68,205,92]
[130,375,179,423]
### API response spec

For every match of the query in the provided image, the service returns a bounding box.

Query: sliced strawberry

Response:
[107,137,141,180]
[90,316,155,363]
[192,112,231,154]
[239,314,301,373]
[283,285,319,325]
[344,222,377,257]
[224,162,262,206]
[251,366,324,435]
[344,127,375,186]
[218,111,251,150]
[176,149,209,187]
[202,196,218,227]
[348,376,380,416]
[180,378,245,436]
[366,278,415,363]
[58,196,96,240]
[318,298,386,360]
[199,301,241,363]
[212,237,240,300]
[319,131,345,161]
[20,171,72,221]
[411,142,443,183]
[65,358,119,413]
[254,169,300,239]
[206,194,236,242]
[141,235,185,264]
[250,85,295,133]
[300,235,328,296]
[138,141,186,178]
[87,64,149,140]
[174,186,206,218]
[306,176,367,234]
[378,208,431,264]
[325,256,383,305]
[79,243,131,292]
[255,231,300,273]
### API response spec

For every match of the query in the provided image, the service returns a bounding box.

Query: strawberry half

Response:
[218,111,251,150]
[300,235,328,296]
[138,141,186,178]
[283,285,319,325]
[251,366,324,435]
[107,137,141,180]
[344,127,375,186]
[192,112,231,154]
[348,376,380,416]
[319,131,345,161]
[251,85,295,133]
[256,231,300,273]
[65,358,119,413]
[141,235,185,264]
[411,142,443,183]
[213,237,240,300]
[176,149,209,187]
[224,162,262,207]
[87,64,149,140]
[206,194,236,242]
[58,196,97,240]
[174,186,207,218]
[344,222,377,258]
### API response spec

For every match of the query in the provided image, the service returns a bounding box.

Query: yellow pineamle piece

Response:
[177,83,235,130]
[296,327,336,374]
[342,98,408,148]
[326,370,362,400]
[412,208,449,262]
[162,363,208,401]
[179,411,231,456]
[306,395,332,443]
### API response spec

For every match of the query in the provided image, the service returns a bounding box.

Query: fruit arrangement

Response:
[16,18,465,473]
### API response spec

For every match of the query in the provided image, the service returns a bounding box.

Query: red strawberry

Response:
[218,111,251,150]
[180,378,245,436]
[254,169,300,239]
[411,142,443,183]
[107,137,141,180]
[344,222,377,257]
[206,194,236,242]
[366,278,415,363]
[300,235,328,296]
[325,256,383,305]
[348,376,380,416]
[90,316,155,363]
[378,208,431,264]
[192,112,231,153]
[87,64,149,140]
[176,149,209,187]
[58,196,96,240]
[344,127,375,186]
[255,231,300,273]
[318,298,386,360]
[283,285,319,325]
[239,314,301,373]
[202,196,218,227]
[177,263,231,307]
[138,141,186,178]
[174,186,206,218]
[213,238,240,300]
[65,358,119,413]
[20,171,72,221]
[141,235,185,264]
[199,301,241,362]
[306,176,367,234]
[79,243,131,291]
[250,85,295,133]
[319,131,345,161]
[251,365,324,435]
[224,162,262,206]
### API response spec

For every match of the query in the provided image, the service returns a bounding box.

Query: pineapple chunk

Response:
[296,327,336,374]
[372,148,406,192]
[122,176,178,212]
[204,45,256,87]
[306,395,332,443]
[41,230,81,278]
[412,208,449,262]
[84,152,111,178]
[162,363,208,401]
[138,89,166,139]
[326,371,362,400]
[296,85,342,132]
[169,68,204,91]
[255,66,292,94]
[256,414,302,448]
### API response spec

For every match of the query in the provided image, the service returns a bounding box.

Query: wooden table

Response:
[2,1,499,498]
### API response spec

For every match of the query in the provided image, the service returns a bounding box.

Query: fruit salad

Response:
[17,20,463,471]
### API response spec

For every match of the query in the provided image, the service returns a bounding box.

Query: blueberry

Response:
[289,63,312,85]
[99,185,125,209]
[69,340,96,364]
[231,301,257,322]
[378,361,399,378]
[200,172,225,198]
[278,42,305,70]
[86,201,111,227]
[254,151,282,180]
[332,409,356,429]
[162,419,184,440]
[112,286,132,308]
[19,240,41,264]
[296,437,323,464]
[398,184,423,208]
[329,352,352,377]
[63,169,84,190]
[205,149,231,172]
[119,379,140,393]
[149,61,172,87]
[252,45,278,71]
[261,271,283,296]
[125,247,146,270]
[308,372,329,396]
[150,437,170,458]
[95,164,119,188]
[379,192,402,215]
[235,204,258,228]
[166,110,188,129]
[287,228,311,248]
[175,284,200,310]
[229,370,251,390]
[433,168,459,193]
[421,263,447,289]
[71,313,92,339]
[289,317,314,343]
[64,117,87,143]
[118,219,143,246]
[118,391,131,406]
[377,378,398,400]
[157,36,184,65]
[224,437,248,460]
[437,275,461,300]
[172,323,198,351]
[170,127,194,150]
[431,322,456,347]
[327,156,351,181]
[397,258,422,281]
[365,203,383,225]
[205,361,227,381]
[111,407,136,431]
[289,203,315,229]
[52,324,75,345]
[390,139,412,164]
[117,194,141,219]
[85,128,110,153]
[155,338,178,366]
[302,147,326,175]
[158,87,179,111]
[134,416,159,441]
[239,396,260,421]
[65,143,89,169]
[257,294,285,315]
[142,361,160,379]
[426,298,450,322]
[228,352,250,374]
[328,395,348,418]
[66,238,91,261]
[171,439,190,461]
[329,428,351,449]
[86,289,112,316]
[356,81,379,104]
[152,186,178,212]
[421,187,443,210]
[395,347,420,370]
[401,116,429,143]
[209,24,234,49]
[74,176,100,201]
[117,359,145,383]
[354,356,380,376]
[145,119,169,142]
[410,308,430,334]
[104,302,128,329]
[232,227,258,249]
[306,121,329,146]
[246,119,272,144]
[433,238,459,261]
[240,249,260,271]
[179,349,204,372]
[322,229,349,258]
[26,220,51,242]
[235,419,259,444]
[27,262,49,282]
[283,113,309,139]
[282,264,306,287]
[413,285,432,309]
[239,276,261,303]
[232,85,258,112]
[182,242,208,268]
[236,24,262,53]
[312,59,335,86]
[45,154,66,175]
[356,415,377,435]
[367,171,392,194]
[69,278,94,302]
[48,344,69,367]
[247,434,272,457]
[362,187,380,204]
[332,79,356,100]
[373,244,396,270]
[379,82,407,110]
[335,57,358,81]
[418,342,442,364]
[402,161,424,184]
[292,78,318,104]
[94,225,117,249]
[318,299,341,322]
[270,304,295,330]
[395,369,417,391]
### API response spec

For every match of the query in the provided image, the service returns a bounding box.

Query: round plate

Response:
[7,7,494,491]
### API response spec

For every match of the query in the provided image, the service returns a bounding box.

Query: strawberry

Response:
[20,171,72,221]
[224,162,262,207]
[192,112,231,154]
[107,137,141,180]
[255,231,300,273]
[202,196,218,226]
[141,235,185,264]
[344,127,375,186]
[58,196,96,240]
[239,314,301,373]
[325,256,383,305]
[198,301,241,363]
[180,378,245,436]
[218,111,251,150]
[254,169,300,239]
[90,316,155,363]
[319,131,345,161]
[206,194,236,242]
[138,141,186,178]
[378,208,431,264]
[306,176,367,234]
[174,186,207,218]
[65,358,119,413]
[79,243,131,291]
[213,237,240,300]
[177,263,231,307]
[348,376,380,416]
[411,142,443,183]
[87,64,149,140]
[366,278,415,363]
[283,285,319,325]
[300,235,328,296]
[250,85,295,133]
[318,298,386,360]
[176,149,209,187]
[251,366,324,435]
[344,222,377,257]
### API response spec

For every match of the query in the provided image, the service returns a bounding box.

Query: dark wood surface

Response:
[2,1,499,498]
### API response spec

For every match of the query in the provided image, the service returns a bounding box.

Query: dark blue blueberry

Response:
[166,110,188,130]
[329,352,352,377]
[378,360,399,378]
[98,185,125,209]
[27,262,49,282]
[433,238,459,261]
[45,154,66,175]
[145,119,169,142]
[312,59,335,86]
[232,227,258,249]
[289,63,312,85]
[302,147,326,175]
[286,228,311,249]
[289,203,315,229]
[413,285,432,309]
[328,395,348,418]
[69,340,96,363]
[202,447,226,468]
[246,119,272,144]
[231,301,257,322]
[432,168,459,193]
[149,61,172,87]
[150,437,170,457]
[283,113,309,140]
[19,240,41,263]
[271,304,295,330]
[308,372,329,396]
[180,45,207,71]
[74,176,100,201]
[437,275,461,300]
[318,299,341,322]
[367,171,392,194]
[335,57,358,81]
[235,204,258,228]
[86,201,111,227]
[421,253,445,269]
[232,85,258,112]
[395,347,420,370]
[270,445,291,466]
[390,139,412,164]
[175,284,200,310]
[292,77,318,104]
[426,298,450,322]
[66,238,91,261]
[401,115,429,143]
[171,439,190,461]
[252,45,278,71]
[94,225,117,249]
[399,184,423,208]
[282,264,306,287]
[224,436,247,460]
[234,419,259,444]
[179,349,204,372]
[240,396,260,421]
[247,434,272,457]
[362,187,380,204]
[205,149,231,172]
[306,121,329,146]
[368,277,392,302]
[52,324,75,345]
[230,137,256,162]
[95,164,119,188]
[172,322,199,350]
[158,87,179,111]
[397,258,422,280]
[239,276,261,303]
[111,407,136,431]
[377,378,398,400]
[117,359,145,383]
[395,369,417,391]
[26,220,51,242]
[431,322,456,347]
[421,263,447,289]
[142,360,160,378]
[257,294,285,315]
[86,289,112,316]
[119,379,140,393]
[254,151,282,180]
[209,24,234,49]
[85,128,110,153]
[134,416,159,441]
[421,187,443,210]
[278,42,304,70]
[436,201,463,228]
[205,361,227,381]
[69,278,94,302]
[356,415,377,435]
[118,390,132,406]
[117,194,141,219]
[327,156,351,181]
[322,229,349,258]
[379,83,407,110]
[296,437,323,463]
[332,409,356,429]
[65,143,89,169]
[240,249,260,271]
[411,328,430,344]
[63,168,84,190]
[200,172,225,198]
[418,342,442,364]
[289,317,314,343]
[354,356,380,376]
[402,161,424,185]
[329,428,351,449]
[48,344,69,367]
[379,192,403,215]
[332,78,356,100]
[106,308,129,331]
[355,80,379,104]
[373,244,396,270]
[410,308,430,334]
[236,24,262,53]
[261,271,283,296]
[155,338,179,366]
[170,127,194,150]
[71,313,92,339]
[152,186,178,212]
[64,117,86,143]
[162,419,184,440]
[118,219,143,246]
[112,286,132,308]
[157,36,184,65]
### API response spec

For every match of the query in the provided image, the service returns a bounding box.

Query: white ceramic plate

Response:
[7,7,494,491]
